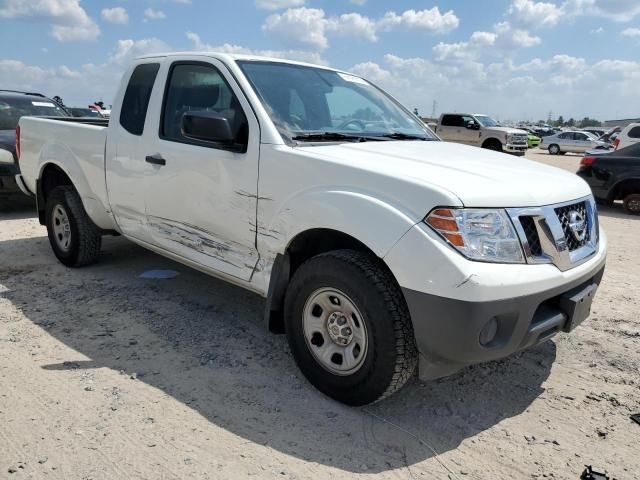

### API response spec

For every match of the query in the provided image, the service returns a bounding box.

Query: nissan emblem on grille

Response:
[568,210,587,241]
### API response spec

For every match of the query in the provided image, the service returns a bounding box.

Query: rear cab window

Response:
[119,63,161,136]
[441,115,461,127]
[628,126,640,139]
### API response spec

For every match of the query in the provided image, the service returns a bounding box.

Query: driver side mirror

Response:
[466,121,480,130]
[182,111,234,144]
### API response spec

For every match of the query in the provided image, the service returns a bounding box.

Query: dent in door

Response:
[147,216,259,277]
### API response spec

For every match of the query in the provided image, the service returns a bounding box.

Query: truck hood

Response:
[298,140,591,208]
[484,126,527,135]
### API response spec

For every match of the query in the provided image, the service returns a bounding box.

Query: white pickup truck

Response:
[17,53,607,405]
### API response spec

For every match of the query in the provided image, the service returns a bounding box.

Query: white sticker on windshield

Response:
[337,72,368,85]
[32,102,56,107]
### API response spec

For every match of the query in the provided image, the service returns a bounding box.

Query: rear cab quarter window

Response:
[119,63,161,136]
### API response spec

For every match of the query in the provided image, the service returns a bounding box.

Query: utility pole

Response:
[547,110,553,124]
[431,100,437,119]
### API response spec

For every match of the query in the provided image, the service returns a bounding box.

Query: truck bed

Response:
[18,116,112,229]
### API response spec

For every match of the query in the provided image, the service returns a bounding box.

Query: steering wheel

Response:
[336,119,366,131]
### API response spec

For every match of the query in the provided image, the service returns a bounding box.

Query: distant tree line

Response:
[541,116,602,128]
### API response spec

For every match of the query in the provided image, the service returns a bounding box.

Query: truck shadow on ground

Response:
[597,203,639,221]
[0,233,556,474]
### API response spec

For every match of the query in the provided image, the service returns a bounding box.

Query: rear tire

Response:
[549,144,560,155]
[623,193,640,215]
[284,250,418,406]
[45,186,102,267]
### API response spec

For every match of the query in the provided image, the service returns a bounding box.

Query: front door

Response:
[143,58,260,281]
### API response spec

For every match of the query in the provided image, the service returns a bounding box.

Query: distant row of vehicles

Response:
[429,112,638,215]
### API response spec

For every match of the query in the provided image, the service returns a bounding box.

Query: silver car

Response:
[540,130,607,155]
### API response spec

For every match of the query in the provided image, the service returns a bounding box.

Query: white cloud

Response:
[377,7,460,33]
[350,0,366,5]
[101,7,128,24]
[508,0,640,27]
[144,8,166,21]
[621,27,640,37]
[0,0,99,41]
[255,0,304,10]
[590,26,604,34]
[347,53,640,121]
[508,0,562,27]
[109,38,171,64]
[433,22,540,62]
[326,13,377,42]
[263,7,328,50]
[262,6,460,51]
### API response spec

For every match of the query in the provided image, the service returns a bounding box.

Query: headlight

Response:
[425,208,524,263]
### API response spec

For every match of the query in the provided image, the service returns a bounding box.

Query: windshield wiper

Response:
[292,132,371,142]
[378,132,430,141]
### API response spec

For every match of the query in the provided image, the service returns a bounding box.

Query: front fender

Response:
[260,188,419,259]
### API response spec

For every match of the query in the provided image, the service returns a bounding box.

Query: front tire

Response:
[45,186,102,267]
[482,139,503,152]
[623,193,640,215]
[284,250,417,405]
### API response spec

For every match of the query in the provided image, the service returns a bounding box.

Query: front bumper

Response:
[504,143,528,155]
[403,263,605,380]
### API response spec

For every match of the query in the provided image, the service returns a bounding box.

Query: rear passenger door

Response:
[438,115,462,142]
[142,58,261,282]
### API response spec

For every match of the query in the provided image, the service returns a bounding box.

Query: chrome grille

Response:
[507,196,598,271]
[519,216,542,256]
[555,201,589,251]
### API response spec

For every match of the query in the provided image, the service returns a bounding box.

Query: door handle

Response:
[145,154,166,166]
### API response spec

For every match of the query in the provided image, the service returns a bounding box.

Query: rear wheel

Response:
[284,250,417,405]
[45,186,102,267]
[549,144,561,155]
[623,193,640,215]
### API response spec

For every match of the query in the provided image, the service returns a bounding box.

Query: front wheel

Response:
[623,193,640,215]
[45,186,102,267]
[284,250,418,405]
[548,144,561,155]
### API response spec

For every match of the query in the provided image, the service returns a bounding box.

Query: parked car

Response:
[578,142,640,214]
[540,130,608,155]
[68,107,103,118]
[435,113,528,155]
[527,132,541,148]
[612,122,640,151]
[0,89,69,201]
[17,53,607,405]
[582,127,606,138]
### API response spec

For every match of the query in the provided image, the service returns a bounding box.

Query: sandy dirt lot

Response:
[0,150,638,479]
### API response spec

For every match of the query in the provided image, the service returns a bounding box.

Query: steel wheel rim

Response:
[52,204,72,252]
[302,287,368,376]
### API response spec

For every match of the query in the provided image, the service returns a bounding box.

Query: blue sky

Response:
[1,0,639,121]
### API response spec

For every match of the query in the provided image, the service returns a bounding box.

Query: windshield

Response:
[474,115,500,127]
[0,97,68,130]
[237,61,436,141]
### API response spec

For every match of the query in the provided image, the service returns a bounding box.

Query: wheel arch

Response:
[607,177,640,202]
[37,162,74,225]
[481,137,502,149]
[264,228,402,334]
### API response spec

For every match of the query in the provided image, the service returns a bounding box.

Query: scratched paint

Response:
[147,216,259,271]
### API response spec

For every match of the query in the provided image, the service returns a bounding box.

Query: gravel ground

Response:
[0,149,638,479]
